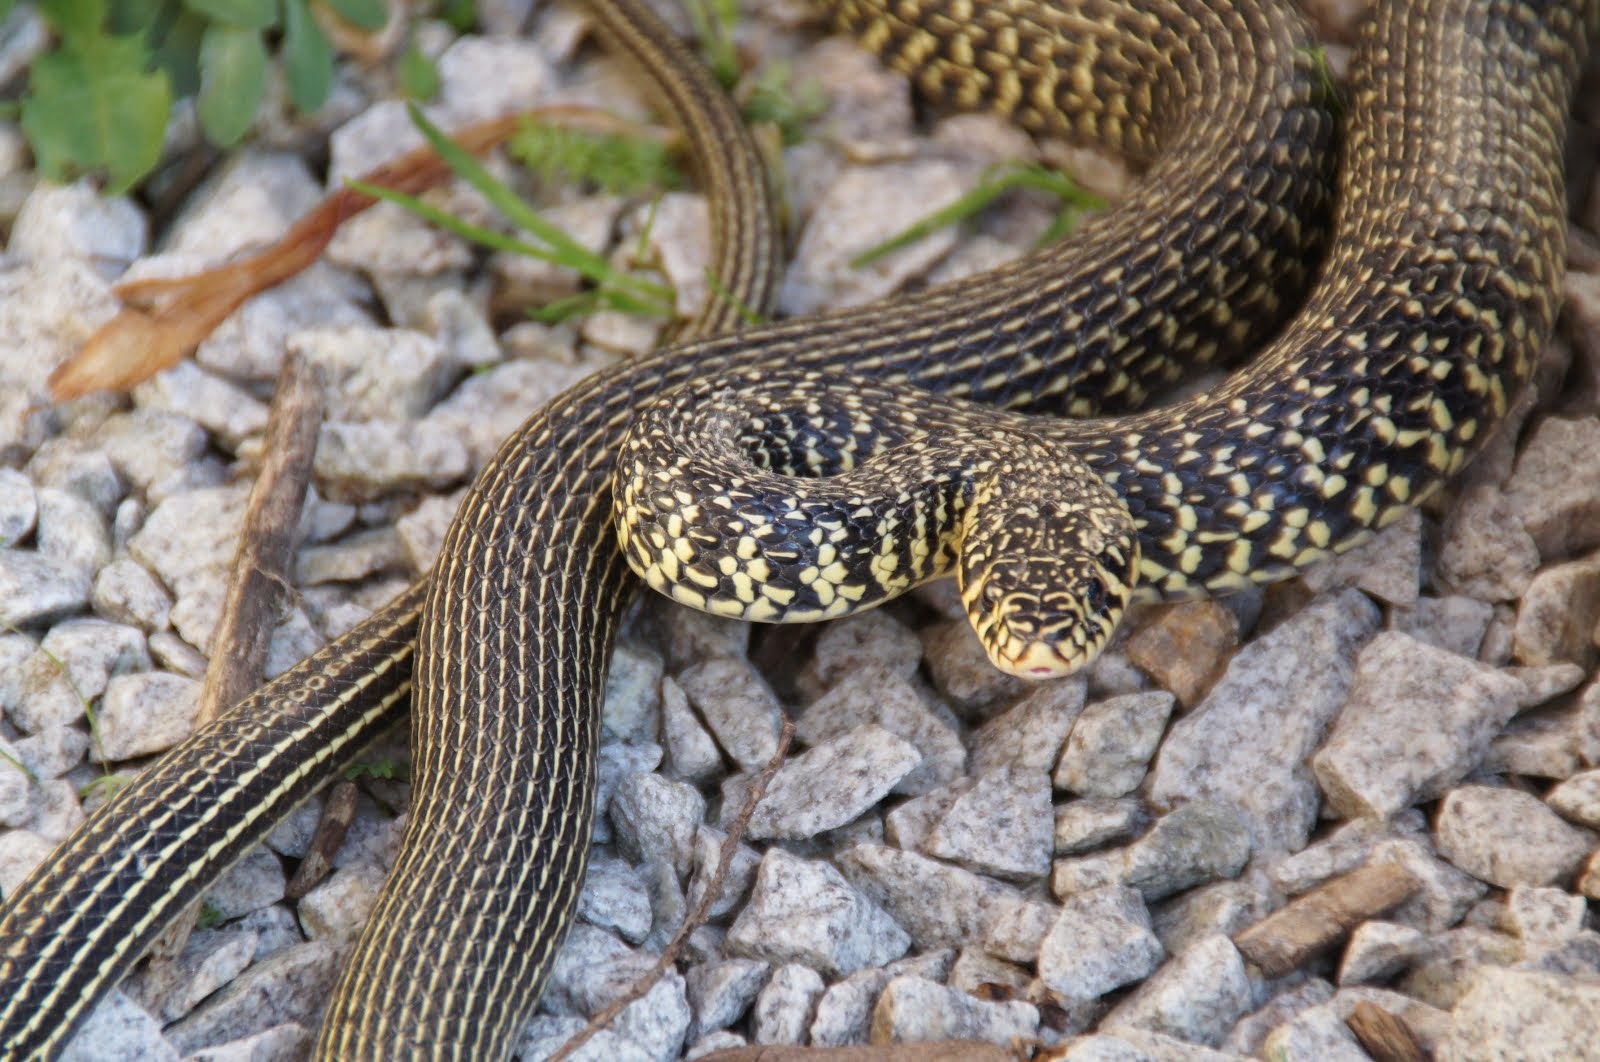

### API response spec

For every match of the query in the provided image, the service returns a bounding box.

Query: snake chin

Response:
[961,541,1142,680]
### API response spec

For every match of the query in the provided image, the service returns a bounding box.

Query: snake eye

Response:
[1084,577,1108,615]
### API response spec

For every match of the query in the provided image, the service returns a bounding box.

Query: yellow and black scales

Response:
[0,0,1590,1056]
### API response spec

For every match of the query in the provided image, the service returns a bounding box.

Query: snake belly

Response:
[0,0,1586,1058]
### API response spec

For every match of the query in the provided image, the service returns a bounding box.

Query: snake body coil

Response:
[0,0,1589,1056]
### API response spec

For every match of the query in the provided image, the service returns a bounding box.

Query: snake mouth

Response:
[991,638,1081,680]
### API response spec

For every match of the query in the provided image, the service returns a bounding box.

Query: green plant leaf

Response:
[37,0,109,44]
[197,22,268,146]
[283,0,333,113]
[145,8,207,97]
[398,41,440,101]
[322,0,387,31]
[182,0,276,28]
[20,34,172,193]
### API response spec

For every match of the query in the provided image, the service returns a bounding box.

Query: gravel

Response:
[5,2,1600,1059]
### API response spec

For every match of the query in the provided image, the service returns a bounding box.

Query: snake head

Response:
[957,473,1141,680]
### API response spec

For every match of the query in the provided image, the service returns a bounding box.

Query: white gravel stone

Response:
[94,409,210,499]
[1038,885,1165,1002]
[91,558,173,631]
[128,482,250,650]
[1436,485,1542,600]
[1337,920,1429,984]
[750,963,825,1045]
[12,723,89,781]
[796,668,964,795]
[0,257,121,456]
[602,641,663,745]
[1393,594,1496,658]
[1370,838,1488,934]
[0,736,37,827]
[1435,785,1597,888]
[9,178,147,270]
[686,958,768,1039]
[13,617,148,733]
[27,438,121,516]
[289,326,456,421]
[835,842,1018,952]
[1504,883,1588,952]
[1055,690,1175,797]
[162,941,340,1055]
[1312,632,1530,819]
[1061,1031,1248,1061]
[1149,588,1381,854]
[542,927,693,1059]
[1259,1002,1372,1062]
[0,828,56,895]
[923,766,1053,879]
[809,611,924,687]
[127,928,260,1022]
[1053,802,1251,903]
[424,357,595,470]
[871,974,1039,1045]
[0,550,90,627]
[95,671,201,761]
[180,1023,312,1062]
[660,676,721,783]
[726,847,909,977]
[1056,798,1148,855]
[314,418,471,499]
[132,361,270,451]
[611,772,704,878]
[579,853,654,944]
[1443,966,1600,1061]
[919,618,1029,716]
[806,968,889,1047]
[297,865,382,942]
[744,724,919,840]
[0,466,37,545]
[593,742,663,845]
[1548,767,1600,828]
[520,1017,654,1062]
[206,844,288,920]
[1512,551,1600,666]
[1102,934,1252,1047]
[687,825,762,923]
[1503,415,1600,559]
[968,676,1087,775]
[59,988,174,1062]
[674,657,784,771]
[34,489,110,590]
[781,159,974,314]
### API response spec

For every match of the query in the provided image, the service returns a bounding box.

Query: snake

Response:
[0,0,1588,1057]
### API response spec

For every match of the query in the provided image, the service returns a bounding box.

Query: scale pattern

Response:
[0,0,1588,1056]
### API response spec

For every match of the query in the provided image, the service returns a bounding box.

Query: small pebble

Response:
[1038,885,1165,1002]
[743,723,920,840]
[796,668,964,795]
[835,842,1017,952]
[870,974,1039,1045]
[94,671,201,761]
[923,766,1053,880]
[725,848,909,977]
[685,958,768,1039]
[674,658,783,771]
[1150,588,1380,855]
[1100,933,1252,1048]
[1054,798,1148,855]
[1311,632,1529,819]
[1435,785,1597,888]
[1055,690,1175,797]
